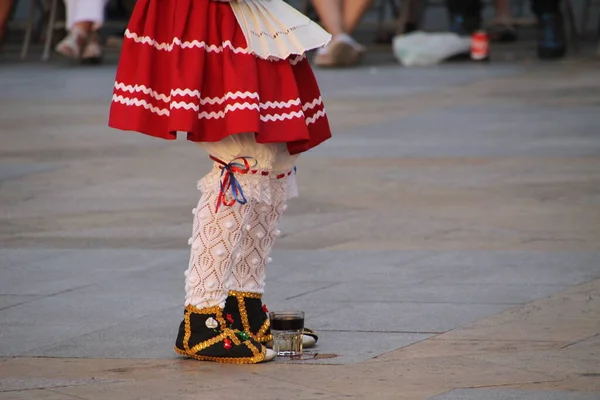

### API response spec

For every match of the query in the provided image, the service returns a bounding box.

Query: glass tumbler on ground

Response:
[269,311,304,357]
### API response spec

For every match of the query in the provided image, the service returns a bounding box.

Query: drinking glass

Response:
[269,311,304,357]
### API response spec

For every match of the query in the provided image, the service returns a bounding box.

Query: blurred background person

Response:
[489,0,518,42]
[55,0,109,63]
[310,0,375,67]
[447,0,566,59]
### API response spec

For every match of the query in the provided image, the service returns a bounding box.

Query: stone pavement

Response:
[1,48,600,398]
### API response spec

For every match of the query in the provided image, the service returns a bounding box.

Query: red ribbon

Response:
[211,156,256,213]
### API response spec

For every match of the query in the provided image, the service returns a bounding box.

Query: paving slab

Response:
[0,295,42,310]
[429,389,600,400]
[0,163,65,183]
[313,104,600,159]
[0,249,72,270]
[24,306,182,359]
[309,281,567,305]
[279,331,433,365]
[418,251,600,286]
[0,249,184,296]
[308,301,509,333]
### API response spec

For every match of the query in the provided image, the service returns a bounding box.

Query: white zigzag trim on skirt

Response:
[167,100,304,113]
[124,30,250,53]
[124,30,310,63]
[112,95,170,116]
[197,103,261,118]
[114,83,317,110]
[111,94,325,125]
[125,29,306,61]
[306,109,326,125]
[115,82,172,103]
[289,54,306,65]
[302,98,322,111]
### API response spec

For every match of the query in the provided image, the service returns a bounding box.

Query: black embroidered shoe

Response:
[223,291,272,343]
[174,304,275,364]
[224,290,319,348]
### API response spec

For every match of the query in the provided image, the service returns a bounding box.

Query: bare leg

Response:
[490,0,517,42]
[0,0,15,43]
[342,0,375,34]
[310,0,374,35]
[72,21,94,36]
[0,0,14,26]
[494,0,512,22]
[310,0,344,36]
[311,0,371,67]
[57,0,107,60]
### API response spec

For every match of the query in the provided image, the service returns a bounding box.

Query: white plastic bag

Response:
[392,31,471,67]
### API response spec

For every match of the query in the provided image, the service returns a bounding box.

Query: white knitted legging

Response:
[184,133,298,308]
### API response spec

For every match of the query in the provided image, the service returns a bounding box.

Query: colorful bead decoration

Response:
[205,317,219,329]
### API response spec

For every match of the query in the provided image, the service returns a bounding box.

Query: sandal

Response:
[224,290,319,348]
[81,32,103,64]
[314,34,364,68]
[55,28,86,59]
[175,304,275,364]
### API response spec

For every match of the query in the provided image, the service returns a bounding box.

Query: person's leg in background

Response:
[446,0,565,60]
[0,0,15,49]
[494,0,512,22]
[373,0,421,44]
[310,0,375,67]
[531,0,565,59]
[342,0,375,36]
[446,0,483,35]
[55,0,109,63]
[489,0,518,42]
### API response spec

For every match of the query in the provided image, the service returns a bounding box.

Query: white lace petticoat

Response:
[197,132,299,205]
[198,163,298,206]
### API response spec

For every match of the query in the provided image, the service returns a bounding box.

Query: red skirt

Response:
[108,0,332,155]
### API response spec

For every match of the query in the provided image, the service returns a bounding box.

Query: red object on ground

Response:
[471,30,490,61]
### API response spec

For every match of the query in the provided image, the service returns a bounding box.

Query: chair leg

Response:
[21,0,39,60]
[597,14,600,54]
[580,0,592,35]
[411,0,427,29]
[377,0,387,34]
[564,0,580,52]
[386,0,399,19]
[42,0,59,61]
[395,0,415,35]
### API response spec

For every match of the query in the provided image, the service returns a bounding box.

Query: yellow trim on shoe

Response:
[227,290,272,343]
[174,345,267,364]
